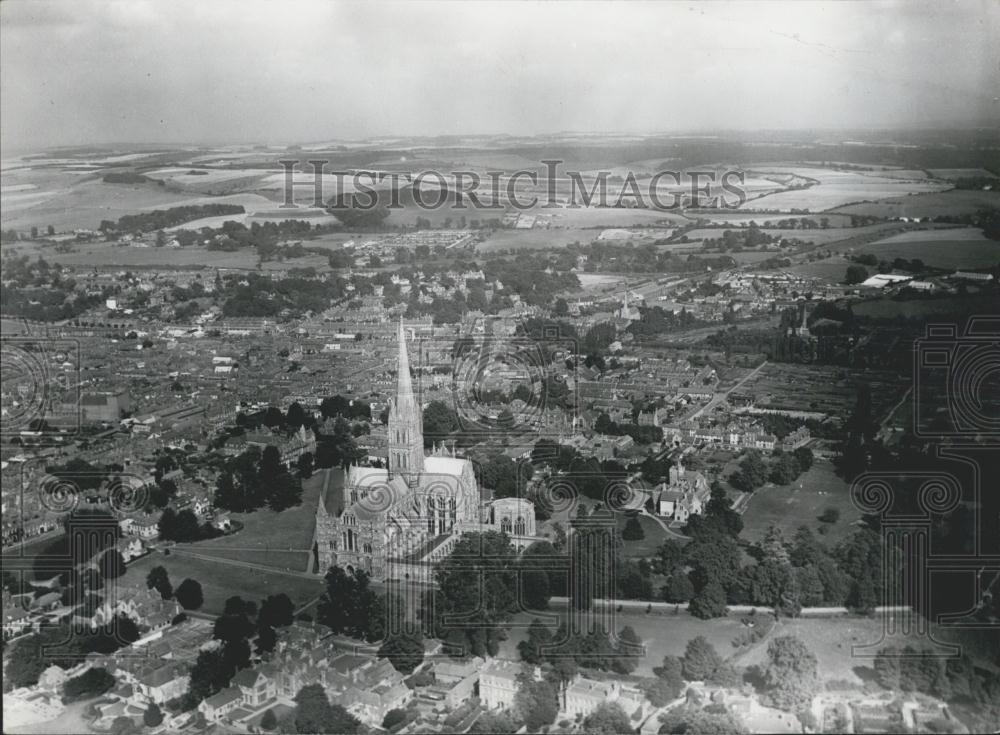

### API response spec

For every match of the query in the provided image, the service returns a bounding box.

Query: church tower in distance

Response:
[387,318,425,487]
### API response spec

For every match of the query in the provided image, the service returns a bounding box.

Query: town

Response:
[2,2,999,735]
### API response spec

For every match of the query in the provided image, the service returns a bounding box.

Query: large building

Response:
[314,320,491,579]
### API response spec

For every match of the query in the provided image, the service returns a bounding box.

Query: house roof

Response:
[204,686,243,708]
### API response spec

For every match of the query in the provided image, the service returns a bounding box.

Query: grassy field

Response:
[7,239,330,272]
[831,189,1000,218]
[739,461,860,546]
[737,166,948,212]
[115,550,324,616]
[174,471,327,572]
[617,513,671,558]
[735,616,888,683]
[853,227,1000,269]
[476,228,589,251]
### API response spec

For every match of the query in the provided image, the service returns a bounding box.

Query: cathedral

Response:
[314,319,537,580]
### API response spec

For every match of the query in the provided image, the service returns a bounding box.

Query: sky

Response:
[1,0,998,149]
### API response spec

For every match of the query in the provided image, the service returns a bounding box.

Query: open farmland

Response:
[476,228,590,251]
[853,227,1000,269]
[737,165,950,212]
[11,240,327,271]
[687,211,855,227]
[831,188,1000,218]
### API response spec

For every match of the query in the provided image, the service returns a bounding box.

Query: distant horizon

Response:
[3,0,998,152]
[3,125,999,158]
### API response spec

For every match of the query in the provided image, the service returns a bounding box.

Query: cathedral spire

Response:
[388,317,424,486]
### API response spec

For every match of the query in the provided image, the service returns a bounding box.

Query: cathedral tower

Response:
[387,318,424,486]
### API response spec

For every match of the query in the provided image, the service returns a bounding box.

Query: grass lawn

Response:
[174,470,328,572]
[114,551,323,616]
[734,616,889,684]
[739,461,860,545]
[618,513,670,558]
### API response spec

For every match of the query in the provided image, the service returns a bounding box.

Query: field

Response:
[0,165,282,231]
[853,227,1000,269]
[688,211,855,227]
[737,166,949,212]
[781,257,852,281]
[476,229,591,252]
[831,188,1000,218]
[736,616,893,683]
[113,550,324,617]
[173,471,326,572]
[739,461,861,546]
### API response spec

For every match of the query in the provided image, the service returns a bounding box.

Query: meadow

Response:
[173,470,327,573]
[831,188,1000,218]
[738,461,861,546]
[853,227,1000,269]
[115,551,324,617]
[738,165,950,212]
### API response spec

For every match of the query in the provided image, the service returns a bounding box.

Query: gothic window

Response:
[500,517,512,534]
[449,497,456,527]
[363,543,372,554]
[514,516,525,536]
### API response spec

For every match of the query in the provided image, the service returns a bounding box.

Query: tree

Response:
[845,264,869,284]
[110,716,137,735]
[622,515,645,541]
[730,450,768,492]
[763,635,818,712]
[256,623,277,655]
[317,566,383,642]
[297,451,314,479]
[259,593,294,628]
[682,636,723,681]
[260,708,277,731]
[613,625,643,675]
[583,702,633,734]
[514,674,559,731]
[428,532,518,657]
[469,711,519,734]
[188,648,233,701]
[146,565,172,600]
[295,684,361,735]
[554,297,569,315]
[652,655,685,701]
[659,707,747,734]
[63,667,115,701]
[653,539,685,575]
[144,702,164,727]
[518,618,553,664]
[422,400,458,446]
[661,570,694,604]
[383,708,408,729]
[378,634,425,675]
[175,578,203,610]
[688,580,727,619]
[642,676,682,707]
[99,549,126,579]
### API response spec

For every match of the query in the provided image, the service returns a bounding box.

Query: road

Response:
[691,359,769,419]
